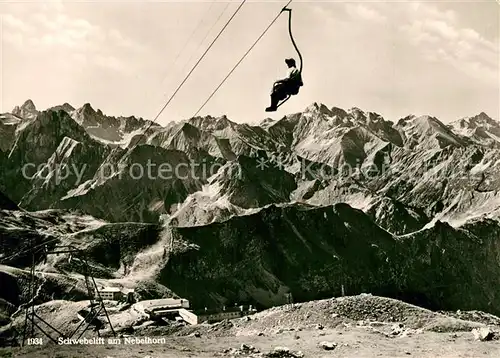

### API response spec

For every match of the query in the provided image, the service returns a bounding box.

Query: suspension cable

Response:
[156,1,217,94]
[178,2,231,84]
[129,0,248,149]
[193,0,292,118]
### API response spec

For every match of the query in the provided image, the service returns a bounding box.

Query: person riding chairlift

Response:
[265,58,302,112]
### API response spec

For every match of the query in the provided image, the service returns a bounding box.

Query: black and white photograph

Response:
[0,0,499,357]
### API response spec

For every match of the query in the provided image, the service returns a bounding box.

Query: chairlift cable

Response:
[129,0,248,149]
[156,1,217,94]
[193,0,293,118]
[178,2,232,81]
[147,0,247,125]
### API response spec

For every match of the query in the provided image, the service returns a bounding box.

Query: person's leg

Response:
[266,97,278,111]
[266,83,286,111]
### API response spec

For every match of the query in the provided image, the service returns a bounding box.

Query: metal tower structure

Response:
[21,243,115,346]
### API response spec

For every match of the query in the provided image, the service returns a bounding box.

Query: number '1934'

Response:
[27,338,43,345]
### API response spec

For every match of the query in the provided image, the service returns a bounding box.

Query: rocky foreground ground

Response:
[2,295,500,357]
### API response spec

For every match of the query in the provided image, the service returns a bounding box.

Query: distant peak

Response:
[455,111,499,130]
[22,99,36,110]
[62,102,75,111]
[306,102,320,110]
[81,103,96,114]
[417,114,433,120]
[368,111,382,118]
[396,114,417,126]
[349,106,365,115]
[260,117,275,125]
[12,99,38,118]
[187,114,234,131]
[415,115,444,126]
[48,102,75,113]
[305,102,331,115]
[402,114,417,120]
[330,106,348,118]
[348,107,367,122]
[473,112,496,124]
[477,111,491,118]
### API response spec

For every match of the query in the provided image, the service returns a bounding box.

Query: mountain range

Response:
[1,99,500,324]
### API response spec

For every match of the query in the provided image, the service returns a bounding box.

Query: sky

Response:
[1,0,499,125]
